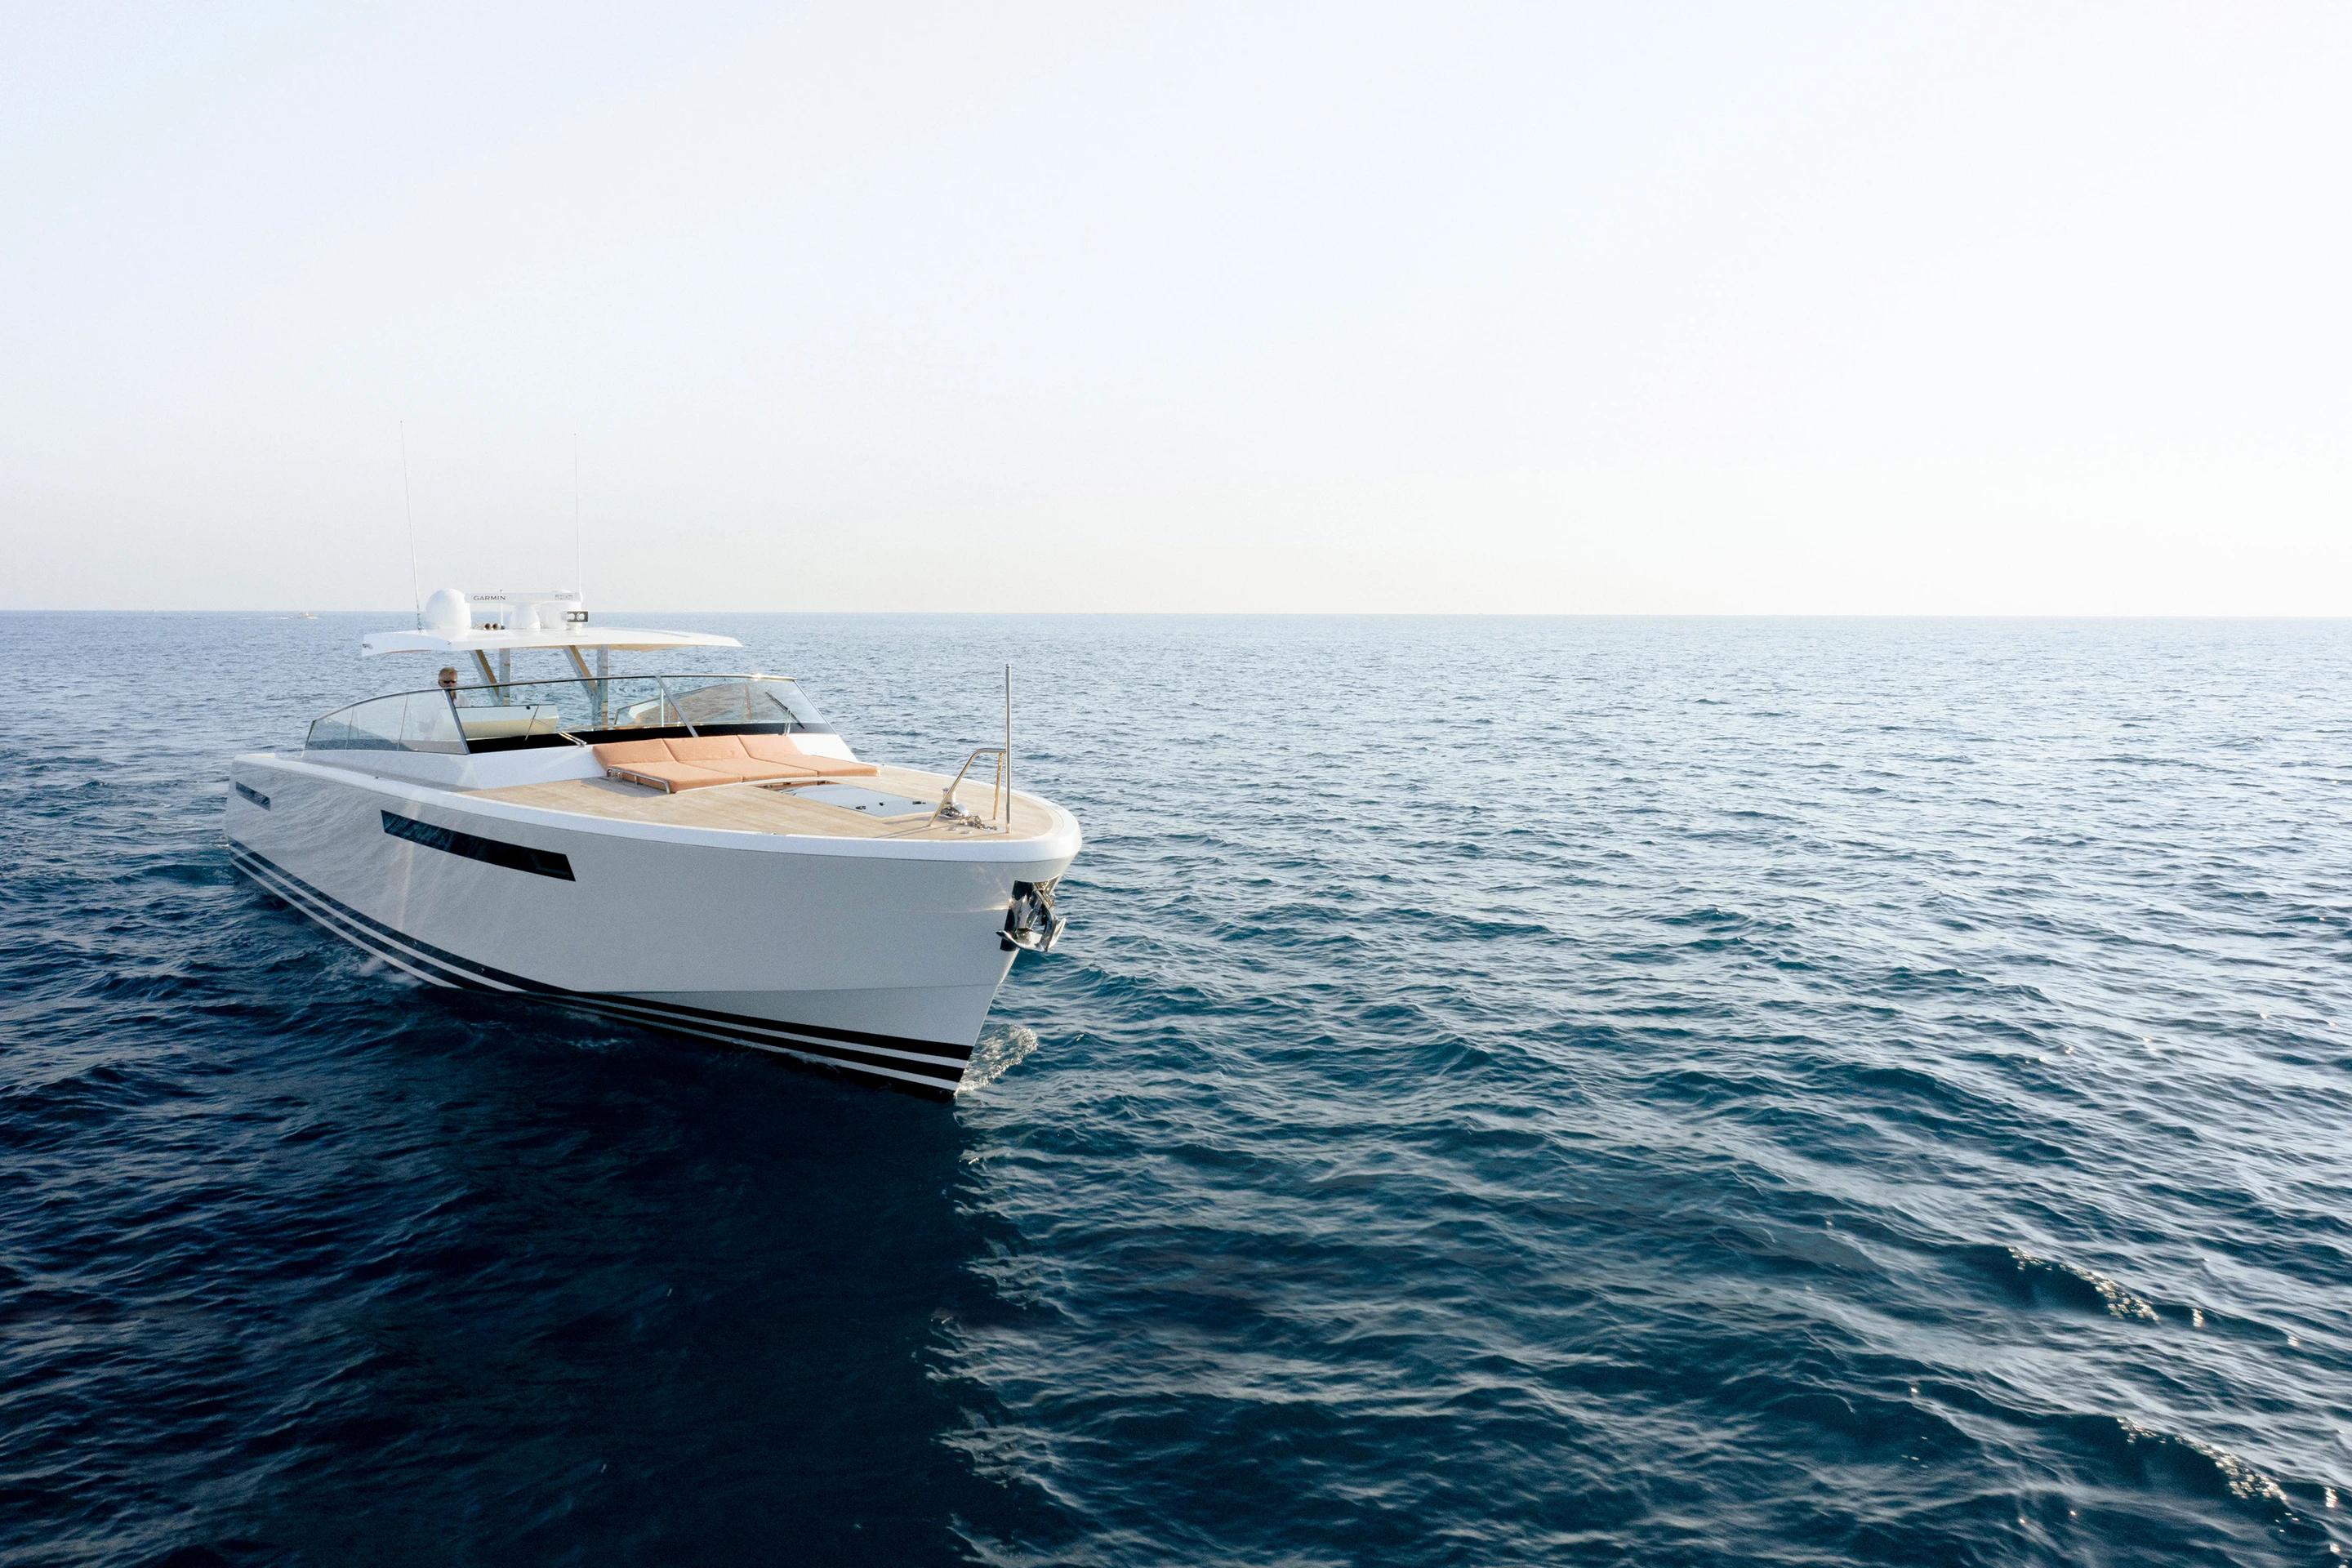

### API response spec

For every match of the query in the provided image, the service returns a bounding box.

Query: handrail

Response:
[439,670,798,699]
[925,668,1018,831]
[929,746,1010,832]
[310,673,801,714]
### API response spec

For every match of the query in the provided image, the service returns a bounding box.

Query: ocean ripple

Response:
[2,612,2349,1565]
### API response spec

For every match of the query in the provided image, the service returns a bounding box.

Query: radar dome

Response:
[422,587,467,635]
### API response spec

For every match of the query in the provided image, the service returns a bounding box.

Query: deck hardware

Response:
[1001,879,1065,954]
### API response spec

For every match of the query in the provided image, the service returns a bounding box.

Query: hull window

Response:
[234,782,271,809]
[380,810,576,882]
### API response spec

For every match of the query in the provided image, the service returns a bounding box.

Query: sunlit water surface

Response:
[3,613,2349,1566]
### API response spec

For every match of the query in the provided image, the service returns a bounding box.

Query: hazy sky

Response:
[2,2,2345,613]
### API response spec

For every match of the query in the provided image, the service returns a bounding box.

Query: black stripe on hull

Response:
[226,841,969,1098]
[233,842,973,1062]
[381,808,576,881]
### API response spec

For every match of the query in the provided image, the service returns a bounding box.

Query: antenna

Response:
[572,430,582,601]
[399,421,421,630]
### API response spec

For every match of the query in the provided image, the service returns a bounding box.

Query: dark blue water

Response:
[4,613,2349,1566]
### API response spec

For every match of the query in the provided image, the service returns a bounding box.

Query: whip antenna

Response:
[573,430,582,601]
[399,421,421,629]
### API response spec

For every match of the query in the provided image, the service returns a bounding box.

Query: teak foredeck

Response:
[471,764,1061,842]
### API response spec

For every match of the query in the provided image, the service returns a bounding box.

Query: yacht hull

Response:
[224,755,1080,1097]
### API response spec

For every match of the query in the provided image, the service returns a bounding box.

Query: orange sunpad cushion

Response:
[595,738,675,766]
[737,733,814,763]
[666,734,752,763]
[739,733,880,775]
[599,733,878,789]
[606,760,742,792]
[733,737,826,776]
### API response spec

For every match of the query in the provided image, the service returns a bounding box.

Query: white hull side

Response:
[225,754,1079,1095]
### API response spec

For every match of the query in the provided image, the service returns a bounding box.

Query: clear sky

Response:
[2,2,2345,613]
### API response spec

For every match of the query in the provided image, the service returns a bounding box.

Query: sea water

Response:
[2,613,2347,1566]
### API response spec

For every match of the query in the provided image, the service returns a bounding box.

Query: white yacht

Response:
[225,588,1080,1098]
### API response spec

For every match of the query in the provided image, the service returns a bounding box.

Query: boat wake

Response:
[961,1022,1041,1091]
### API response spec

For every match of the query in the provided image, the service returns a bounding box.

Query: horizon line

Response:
[4,608,2348,621]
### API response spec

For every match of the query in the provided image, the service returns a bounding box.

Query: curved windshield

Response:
[306,675,826,755]
[305,689,469,754]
